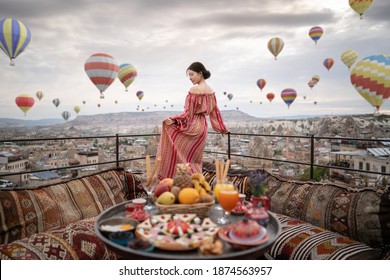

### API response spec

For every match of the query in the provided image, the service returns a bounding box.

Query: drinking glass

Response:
[213,181,235,212]
[141,175,157,213]
[216,184,239,225]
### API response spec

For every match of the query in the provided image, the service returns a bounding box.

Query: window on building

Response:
[382,166,387,173]
[366,163,370,171]
[359,162,363,170]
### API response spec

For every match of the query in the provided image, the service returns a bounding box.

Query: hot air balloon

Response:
[52,98,60,108]
[349,0,373,19]
[314,101,318,105]
[36,91,44,101]
[308,80,316,89]
[308,26,323,45]
[227,93,233,100]
[84,53,119,99]
[61,111,71,121]
[118,63,137,91]
[323,58,334,71]
[350,54,390,111]
[311,75,320,84]
[0,18,32,66]
[136,90,144,100]
[74,106,80,114]
[115,100,118,104]
[15,94,34,116]
[266,92,275,103]
[223,91,227,95]
[267,37,284,60]
[341,50,358,70]
[256,79,266,91]
[281,88,297,108]
[97,103,101,108]
[82,100,86,105]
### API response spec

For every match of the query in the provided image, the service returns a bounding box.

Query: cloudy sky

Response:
[1,0,389,120]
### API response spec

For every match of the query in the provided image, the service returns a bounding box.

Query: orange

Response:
[178,188,200,204]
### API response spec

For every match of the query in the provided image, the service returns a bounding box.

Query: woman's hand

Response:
[164,118,176,125]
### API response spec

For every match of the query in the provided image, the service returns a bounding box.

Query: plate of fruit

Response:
[135,213,220,251]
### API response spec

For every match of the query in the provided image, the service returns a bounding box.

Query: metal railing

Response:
[1,132,389,185]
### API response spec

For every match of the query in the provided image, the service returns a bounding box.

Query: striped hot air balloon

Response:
[61,111,71,121]
[0,18,32,66]
[36,91,44,101]
[118,63,137,91]
[136,90,144,100]
[52,98,60,108]
[323,58,334,71]
[256,79,266,91]
[281,88,297,108]
[267,37,284,60]
[15,94,34,116]
[84,53,119,99]
[311,75,320,84]
[266,92,275,103]
[308,26,323,45]
[350,54,390,111]
[341,50,358,70]
[349,0,373,19]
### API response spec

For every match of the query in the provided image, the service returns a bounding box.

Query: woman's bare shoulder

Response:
[189,85,214,94]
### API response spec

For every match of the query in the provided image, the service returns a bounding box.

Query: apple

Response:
[153,183,170,198]
[159,178,174,189]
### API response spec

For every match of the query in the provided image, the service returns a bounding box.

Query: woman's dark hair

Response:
[187,62,211,79]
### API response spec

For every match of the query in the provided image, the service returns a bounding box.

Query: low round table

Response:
[94,200,281,260]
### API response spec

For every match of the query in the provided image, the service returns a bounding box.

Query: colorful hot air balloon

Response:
[136,90,144,100]
[266,92,275,103]
[311,75,320,84]
[349,0,373,19]
[281,88,297,108]
[341,50,358,70]
[267,37,284,60]
[256,79,266,91]
[323,58,334,71]
[308,26,323,45]
[61,111,71,121]
[84,53,119,99]
[52,98,60,108]
[0,18,32,66]
[36,91,44,101]
[74,106,80,114]
[350,54,390,111]
[308,80,316,89]
[118,63,137,91]
[15,94,34,116]
[227,93,233,100]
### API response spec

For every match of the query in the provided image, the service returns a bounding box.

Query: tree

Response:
[300,167,328,182]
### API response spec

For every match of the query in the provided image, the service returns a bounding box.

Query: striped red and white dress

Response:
[157,92,228,180]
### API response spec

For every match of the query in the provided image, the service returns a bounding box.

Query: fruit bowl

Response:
[155,200,215,219]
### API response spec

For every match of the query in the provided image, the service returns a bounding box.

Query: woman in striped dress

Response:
[157,62,228,180]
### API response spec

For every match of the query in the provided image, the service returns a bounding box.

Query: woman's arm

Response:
[209,95,228,133]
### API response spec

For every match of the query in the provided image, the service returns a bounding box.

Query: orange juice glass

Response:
[219,189,239,212]
[215,182,235,200]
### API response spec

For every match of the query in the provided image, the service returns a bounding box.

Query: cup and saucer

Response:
[125,198,150,221]
[231,194,247,215]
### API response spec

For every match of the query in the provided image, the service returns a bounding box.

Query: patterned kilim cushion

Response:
[264,174,390,248]
[124,171,147,200]
[264,213,381,260]
[0,217,118,260]
[0,168,137,245]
